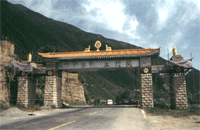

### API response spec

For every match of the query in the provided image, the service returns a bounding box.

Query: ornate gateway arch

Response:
[37,41,160,108]
[13,41,191,109]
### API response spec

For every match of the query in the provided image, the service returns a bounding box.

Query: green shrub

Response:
[51,105,56,109]
[94,98,100,106]
[0,103,10,111]
[35,93,44,106]
[16,103,26,108]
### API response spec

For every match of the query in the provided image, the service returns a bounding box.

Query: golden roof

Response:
[38,48,160,59]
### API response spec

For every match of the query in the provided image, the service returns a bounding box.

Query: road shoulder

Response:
[111,108,150,130]
[146,112,200,130]
[0,108,79,126]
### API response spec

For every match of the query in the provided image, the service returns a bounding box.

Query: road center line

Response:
[48,120,76,130]
[90,111,98,116]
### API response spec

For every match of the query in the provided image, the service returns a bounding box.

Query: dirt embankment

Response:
[0,40,19,106]
[147,114,200,130]
[145,108,200,130]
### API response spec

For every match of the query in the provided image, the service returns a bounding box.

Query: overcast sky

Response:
[8,0,200,70]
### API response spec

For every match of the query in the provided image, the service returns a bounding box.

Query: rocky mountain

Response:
[1,1,199,103]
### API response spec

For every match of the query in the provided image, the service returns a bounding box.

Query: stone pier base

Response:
[44,76,62,108]
[62,72,86,105]
[172,73,188,109]
[140,74,154,108]
[17,77,36,107]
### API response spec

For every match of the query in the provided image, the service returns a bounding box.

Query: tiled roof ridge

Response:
[38,48,160,58]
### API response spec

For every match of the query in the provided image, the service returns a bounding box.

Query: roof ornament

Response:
[94,40,102,51]
[84,45,90,52]
[106,44,112,51]
[172,46,177,56]
[28,52,32,62]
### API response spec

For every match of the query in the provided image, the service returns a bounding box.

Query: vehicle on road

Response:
[106,99,113,105]
[129,98,139,105]
[121,98,130,105]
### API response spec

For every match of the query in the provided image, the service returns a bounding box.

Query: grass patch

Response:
[145,107,200,118]
[51,105,56,109]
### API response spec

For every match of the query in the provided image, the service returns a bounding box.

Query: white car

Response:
[106,99,113,105]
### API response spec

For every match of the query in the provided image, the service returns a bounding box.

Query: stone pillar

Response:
[140,74,154,108]
[17,77,36,107]
[44,76,62,108]
[171,73,188,109]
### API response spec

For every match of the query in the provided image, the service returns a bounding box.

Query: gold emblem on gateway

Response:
[143,68,149,73]
[94,40,102,51]
[47,70,53,76]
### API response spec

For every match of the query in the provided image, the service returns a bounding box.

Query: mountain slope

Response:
[1,1,139,59]
[1,1,199,103]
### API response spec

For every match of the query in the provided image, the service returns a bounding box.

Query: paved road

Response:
[0,106,149,130]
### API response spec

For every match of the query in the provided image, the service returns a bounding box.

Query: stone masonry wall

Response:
[44,76,62,108]
[140,74,154,108]
[17,77,36,107]
[0,40,17,106]
[62,72,86,105]
[172,73,188,109]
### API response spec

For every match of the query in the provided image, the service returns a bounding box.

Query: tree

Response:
[84,90,90,105]
[39,45,58,53]
[115,95,121,104]
[94,98,100,106]
[121,89,130,99]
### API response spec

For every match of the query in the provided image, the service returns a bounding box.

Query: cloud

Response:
[178,4,199,27]
[154,0,177,31]
[83,0,126,32]
[82,0,140,39]
[7,0,200,69]
[166,30,182,55]
[34,0,58,18]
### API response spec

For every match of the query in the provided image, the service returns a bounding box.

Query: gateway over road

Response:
[38,44,160,72]
[11,40,192,109]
